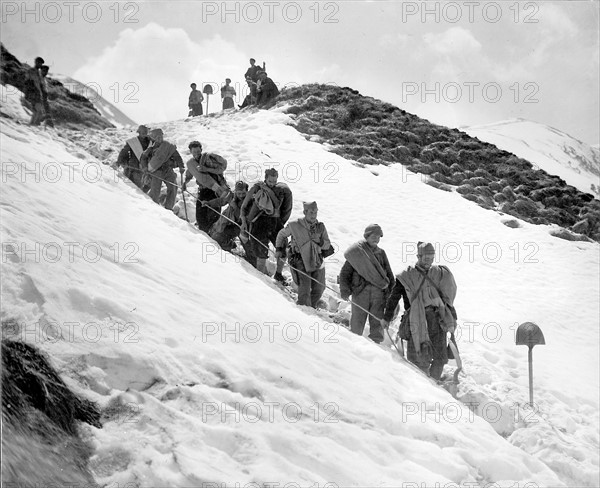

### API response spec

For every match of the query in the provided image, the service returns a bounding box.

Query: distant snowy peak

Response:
[465,119,600,197]
[52,73,137,129]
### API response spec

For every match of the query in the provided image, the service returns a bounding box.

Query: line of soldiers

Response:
[22,56,54,127]
[116,127,458,381]
[186,57,279,116]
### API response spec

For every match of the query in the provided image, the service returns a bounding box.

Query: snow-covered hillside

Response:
[52,74,138,128]
[1,100,598,487]
[465,119,600,197]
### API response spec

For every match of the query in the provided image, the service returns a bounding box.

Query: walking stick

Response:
[180,173,189,222]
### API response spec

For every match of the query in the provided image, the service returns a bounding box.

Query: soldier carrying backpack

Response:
[184,141,231,232]
[240,168,293,276]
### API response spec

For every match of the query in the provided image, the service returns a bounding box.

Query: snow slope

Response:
[465,119,600,198]
[1,101,598,487]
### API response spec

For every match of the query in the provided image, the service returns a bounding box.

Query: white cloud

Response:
[73,22,250,123]
[423,27,482,55]
[378,33,411,50]
[540,4,578,38]
[313,64,345,84]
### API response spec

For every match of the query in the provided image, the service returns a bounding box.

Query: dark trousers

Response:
[196,202,220,233]
[211,223,252,258]
[190,103,203,116]
[30,101,45,125]
[196,188,220,233]
[124,166,145,191]
[289,255,326,308]
[248,216,281,260]
[148,167,177,210]
[406,307,448,380]
[350,284,386,343]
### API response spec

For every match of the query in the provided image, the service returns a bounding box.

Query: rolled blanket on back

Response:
[289,220,323,272]
[148,141,177,172]
[199,153,227,175]
[398,265,457,354]
[343,240,390,290]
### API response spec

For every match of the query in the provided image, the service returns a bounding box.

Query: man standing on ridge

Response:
[23,56,45,126]
[381,242,458,381]
[117,125,151,191]
[221,78,236,110]
[140,128,184,211]
[275,201,334,308]
[188,83,204,116]
[244,58,261,103]
[184,141,231,232]
[339,224,395,344]
[240,168,293,277]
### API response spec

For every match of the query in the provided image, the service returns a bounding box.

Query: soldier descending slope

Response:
[240,168,292,276]
[275,201,334,308]
[381,242,458,381]
[209,181,253,259]
[339,224,395,344]
[184,141,231,233]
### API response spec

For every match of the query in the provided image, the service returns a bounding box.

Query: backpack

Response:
[247,182,281,222]
[253,182,279,215]
[199,153,227,175]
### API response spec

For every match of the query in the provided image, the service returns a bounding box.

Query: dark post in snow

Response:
[203,84,213,115]
[515,322,545,406]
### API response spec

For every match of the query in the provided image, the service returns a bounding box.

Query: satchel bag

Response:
[416,269,458,333]
[397,274,428,341]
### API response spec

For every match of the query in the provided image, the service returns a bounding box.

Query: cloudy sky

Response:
[3,1,599,144]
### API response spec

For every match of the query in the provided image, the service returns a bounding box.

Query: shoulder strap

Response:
[258,182,281,209]
[409,273,428,304]
[417,268,449,302]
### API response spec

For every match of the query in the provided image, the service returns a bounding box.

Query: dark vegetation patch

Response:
[275,84,600,241]
[2,321,101,485]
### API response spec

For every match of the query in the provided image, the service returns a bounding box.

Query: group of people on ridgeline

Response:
[21,56,54,127]
[115,124,458,382]
[188,57,280,116]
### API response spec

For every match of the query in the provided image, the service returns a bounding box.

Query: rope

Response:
[117,164,410,325]
[116,163,461,384]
